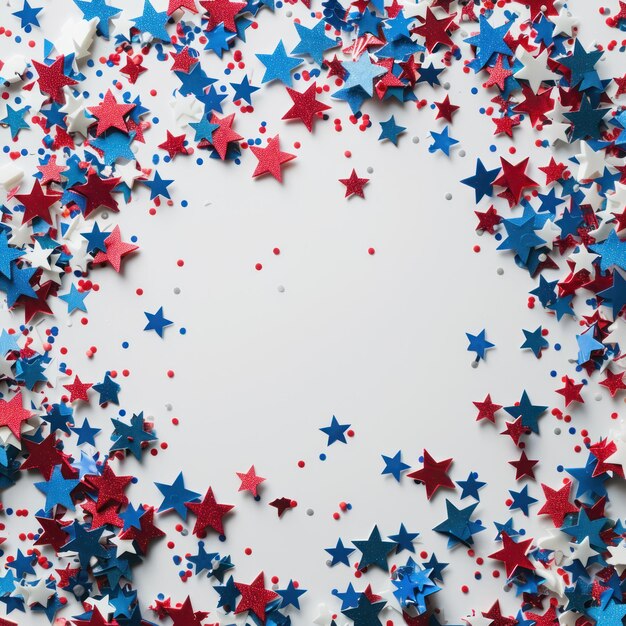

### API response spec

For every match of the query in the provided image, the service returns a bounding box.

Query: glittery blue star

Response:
[590,230,626,272]
[342,53,386,96]
[34,465,80,511]
[465,14,513,71]
[256,41,303,86]
[0,105,30,139]
[131,0,170,41]
[74,0,121,38]
[352,525,396,571]
[292,21,338,65]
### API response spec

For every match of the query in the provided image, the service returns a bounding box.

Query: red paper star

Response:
[339,169,369,198]
[250,135,296,182]
[555,375,584,407]
[537,482,578,527]
[210,113,243,160]
[168,0,199,14]
[489,532,534,577]
[473,394,502,423]
[19,281,54,323]
[237,465,266,497]
[15,179,62,224]
[159,131,189,159]
[282,83,330,132]
[492,157,538,207]
[73,607,113,626]
[0,392,33,440]
[119,55,147,84]
[186,487,234,536]
[85,463,132,511]
[513,84,554,127]
[406,449,455,499]
[414,7,456,52]
[35,515,70,552]
[92,225,139,272]
[119,506,165,554]
[63,375,92,403]
[73,172,120,217]
[434,95,459,123]
[166,597,208,626]
[169,46,199,73]
[20,434,76,479]
[508,450,538,480]
[269,497,293,517]
[235,572,279,621]
[88,89,135,136]
[199,0,246,31]
[32,56,77,104]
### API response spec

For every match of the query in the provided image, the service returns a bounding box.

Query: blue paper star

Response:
[325,538,354,566]
[456,472,486,500]
[81,222,109,254]
[277,580,307,609]
[508,485,538,516]
[142,171,174,200]
[320,415,350,445]
[388,523,419,553]
[155,471,200,520]
[144,306,173,338]
[34,465,80,511]
[61,521,107,567]
[92,372,121,405]
[230,76,260,105]
[520,326,548,358]
[187,541,219,576]
[466,329,495,361]
[12,0,42,28]
[429,126,459,156]
[461,158,500,202]
[381,450,410,481]
[0,105,30,139]
[378,115,406,145]
[71,418,101,446]
[59,284,89,314]
[352,525,396,571]
[504,390,547,434]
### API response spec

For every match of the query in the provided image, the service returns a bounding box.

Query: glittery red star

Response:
[237,465,266,497]
[63,375,92,403]
[473,394,502,423]
[169,46,199,73]
[56,564,81,589]
[514,0,557,19]
[500,417,527,447]
[20,434,76,480]
[210,113,243,160]
[324,55,346,79]
[339,169,369,199]
[282,83,330,132]
[166,596,208,626]
[15,179,62,225]
[88,89,135,136]
[599,369,626,397]
[434,95,459,123]
[199,0,246,31]
[186,487,234,536]
[73,172,120,217]
[0,392,33,440]
[81,498,124,529]
[537,481,578,527]
[37,155,68,185]
[168,0,198,14]
[525,605,557,626]
[475,206,501,235]
[32,56,77,104]
[489,532,534,577]
[119,506,165,554]
[234,572,279,622]
[508,450,538,480]
[414,7,456,52]
[492,114,521,137]
[555,375,584,407]
[615,73,626,97]
[406,449,455,499]
[250,135,296,182]
[92,225,139,272]
[492,157,539,207]
[85,463,132,511]
[159,131,189,159]
[482,601,517,626]
[538,157,567,185]
[120,55,147,84]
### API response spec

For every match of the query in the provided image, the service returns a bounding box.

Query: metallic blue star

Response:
[576,326,604,364]
[599,270,626,319]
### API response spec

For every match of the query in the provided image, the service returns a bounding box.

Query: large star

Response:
[15,179,61,225]
[488,532,534,577]
[282,82,330,132]
[32,56,77,103]
[407,449,455,499]
[87,89,135,135]
[0,392,33,440]
[234,572,279,621]
[250,135,296,182]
